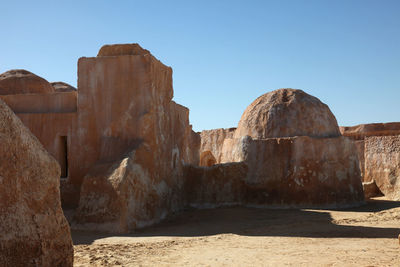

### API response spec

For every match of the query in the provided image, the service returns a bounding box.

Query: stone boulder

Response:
[0,99,73,266]
[234,89,340,139]
[364,136,400,200]
[51,81,77,92]
[0,69,55,95]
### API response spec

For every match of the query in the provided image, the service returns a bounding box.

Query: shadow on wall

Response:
[72,198,400,245]
[199,151,216,167]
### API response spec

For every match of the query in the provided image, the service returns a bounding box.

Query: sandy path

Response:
[73,198,400,266]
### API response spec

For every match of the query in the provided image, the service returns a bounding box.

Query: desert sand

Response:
[73,197,400,266]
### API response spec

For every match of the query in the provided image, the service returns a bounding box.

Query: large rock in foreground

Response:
[0,99,73,266]
[234,89,340,139]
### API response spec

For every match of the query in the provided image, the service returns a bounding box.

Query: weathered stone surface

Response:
[199,150,216,167]
[51,81,77,92]
[221,136,363,207]
[0,71,79,208]
[362,180,382,199]
[200,128,236,165]
[364,136,400,200]
[73,44,199,232]
[0,69,55,95]
[340,122,400,140]
[340,122,400,194]
[213,89,364,207]
[234,89,341,139]
[354,140,365,181]
[0,99,73,266]
[184,163,248,207]
[97,43,150,57]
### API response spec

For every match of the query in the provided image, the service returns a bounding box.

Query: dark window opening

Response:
[60,136,68,178]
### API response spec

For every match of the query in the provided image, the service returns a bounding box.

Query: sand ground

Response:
[72,197,400,266]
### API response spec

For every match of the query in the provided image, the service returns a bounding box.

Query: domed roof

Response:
[0,69,54,95]
[51,82,77,92]
[234,88,341,139]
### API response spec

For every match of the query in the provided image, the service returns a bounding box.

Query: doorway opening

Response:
[59,136,68,178]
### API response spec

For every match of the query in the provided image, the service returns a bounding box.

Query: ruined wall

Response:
[354,140,365,181]
[218,136,363,207]
[0,91,78,207]
[340,122,400,140]
[69,47,199,185]
[184,162,248,208]
[340,122,400,198]
[364,136,400,200]
[191,89,364,208]
[199,128,236,165]
[73,44,200,232]
[0,91,77,113]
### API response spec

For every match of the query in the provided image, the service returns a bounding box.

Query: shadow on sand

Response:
[72,198,400,245]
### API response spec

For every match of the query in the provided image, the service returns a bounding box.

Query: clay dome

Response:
[51,82,77,92]
[97,43,150,57]
[234,88,341,139]
[0,69,54,95]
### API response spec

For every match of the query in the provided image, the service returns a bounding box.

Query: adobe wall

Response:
[220,136,364,207]
[0,91,77,113]
[70,53,173,188]
[354,140,365,181]
[199,127,236,166]
[72,45,201,232]
[340,122,400,198]
[16,113,77,170]
[340,122,400,140]
[186,135,363,208]
[364,135,400,200]
[184,162,248,207]
[0,92,78,207]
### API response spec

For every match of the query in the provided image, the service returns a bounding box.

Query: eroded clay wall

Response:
[184,162,248,207]
[340,122,400,140]
[0,91,77,113]
[199,128,236,165]
[71,54,173,189]
[364,135,400,200]
[220,136,364,207]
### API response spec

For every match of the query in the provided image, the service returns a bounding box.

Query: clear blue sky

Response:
[1,0,399,131]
